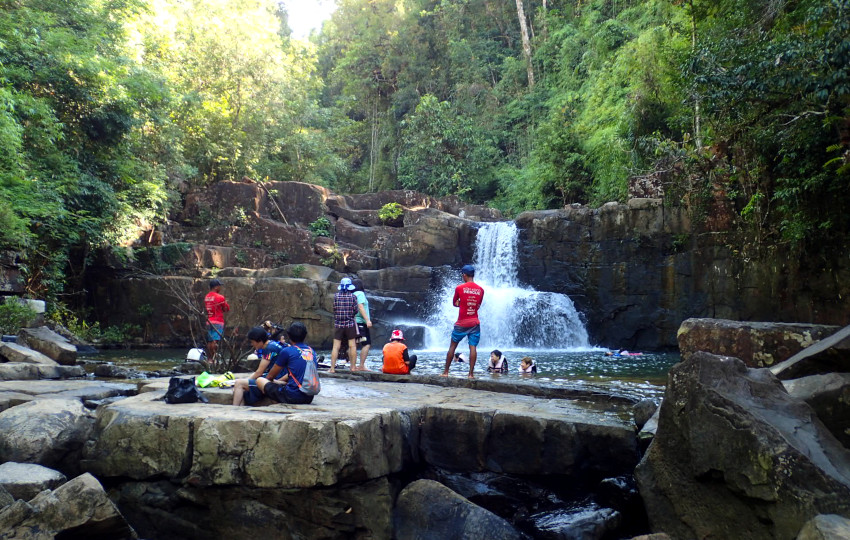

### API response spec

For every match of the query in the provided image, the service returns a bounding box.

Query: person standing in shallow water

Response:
[442,264,484,379]
[330,277,359,373]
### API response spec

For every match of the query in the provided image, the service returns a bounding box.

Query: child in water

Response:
[487,350,508,373]
[519,356,537,374]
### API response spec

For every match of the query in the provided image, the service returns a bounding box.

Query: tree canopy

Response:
[0,0,848,301]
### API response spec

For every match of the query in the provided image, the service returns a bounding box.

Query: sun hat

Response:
[461,264,475,277]
[390,329,405,341]
[338,277,355,291]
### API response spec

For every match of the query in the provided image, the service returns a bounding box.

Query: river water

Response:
[81,347,679,401]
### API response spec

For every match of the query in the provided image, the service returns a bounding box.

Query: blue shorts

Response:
[451,325,481,347]
[244,379,265,406]
[207,323,224,342]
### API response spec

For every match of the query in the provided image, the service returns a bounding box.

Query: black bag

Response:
[165,377,209,404]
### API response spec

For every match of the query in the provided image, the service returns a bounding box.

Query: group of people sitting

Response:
[232,321,318,406]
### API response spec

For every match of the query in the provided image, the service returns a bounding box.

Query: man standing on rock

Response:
[329,277,359,373]
[204,278,230,363]
[442,264,484,379]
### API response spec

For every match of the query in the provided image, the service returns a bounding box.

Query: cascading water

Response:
[426,221,590,350]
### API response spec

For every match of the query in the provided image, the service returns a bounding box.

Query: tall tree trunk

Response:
[689,0,702,149]
[515,0,535,88]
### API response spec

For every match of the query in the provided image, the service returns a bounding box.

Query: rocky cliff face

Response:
[84,181,850,350]
[515,200,850,349]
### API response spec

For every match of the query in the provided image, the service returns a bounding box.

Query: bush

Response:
[378,202,404,224]
[309,217,333,238]
[0,300,37,334]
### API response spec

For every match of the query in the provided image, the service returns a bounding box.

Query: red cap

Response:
[390,329,405,341]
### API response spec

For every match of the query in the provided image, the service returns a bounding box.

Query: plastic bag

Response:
[298,359,321,395]
[197,371,234,389]
[165,377,209,404]
[289,345,320,396]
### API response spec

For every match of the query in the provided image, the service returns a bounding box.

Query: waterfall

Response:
[426,222,590,350]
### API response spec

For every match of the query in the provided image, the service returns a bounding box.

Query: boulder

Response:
[394,479,523,540]
[632,398,658,430]
[783,373,850,448]
[0,391,34,412]
[17,327,77,366]
[0,462,66,501]
[797,514,850,540]
[0,398,94,469]
[111,477,392,540]
[0,342,56,365]
[0,363,39,381]
[676,318,843,368]
[527,503,621,540]
[0,485,12,508]
[0,473,136,539]
[635,352,850,540]
[36,364,86,380]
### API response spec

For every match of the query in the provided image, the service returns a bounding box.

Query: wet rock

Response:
[94,364,143,379]
[637,407,660,453]
[0,398,94,469]
[635,352,850,540]
[112,477,392,540]
[796,514,850,540]
[394,479,523,540]
[632,398,658,430]
[0,462,66,501]
[677,318,844,368]
[528,503,621,540]
[17,326,77,366]
[784,373,850,449]
[0,473,136,539]
[175,360,206,374]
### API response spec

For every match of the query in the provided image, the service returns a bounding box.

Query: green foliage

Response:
[0,301,37,335]
[319,244,342,267]
[291,264,305,278]
[378,202,404,223]
[309,217,333,238]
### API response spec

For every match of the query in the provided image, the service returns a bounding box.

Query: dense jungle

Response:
[0,0,848,330]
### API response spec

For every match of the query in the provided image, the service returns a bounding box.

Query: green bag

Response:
[196,371,216,388]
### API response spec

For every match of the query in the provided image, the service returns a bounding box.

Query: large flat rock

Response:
[82,378,638,489]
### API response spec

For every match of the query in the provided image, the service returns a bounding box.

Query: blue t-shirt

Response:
[257,340,286,379]
[271,342,317,403]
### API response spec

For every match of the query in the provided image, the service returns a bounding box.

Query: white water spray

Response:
[426,222,589,350]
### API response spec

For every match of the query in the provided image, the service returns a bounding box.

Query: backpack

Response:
[165,377,209,404]
[289,345,320,396]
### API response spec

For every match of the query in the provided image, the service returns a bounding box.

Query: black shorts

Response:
[264,382,313,405]
[356,323,371,346]
[333,326,359,341]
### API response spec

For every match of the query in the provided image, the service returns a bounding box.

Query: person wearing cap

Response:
[232,326,286,406]
[352,278,373,370]
[382,329,418,375]
[330,277,359,373]
[442,264,484,378]
[204,278,230,363]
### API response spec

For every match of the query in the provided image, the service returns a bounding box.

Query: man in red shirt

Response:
[442,264,484,378]
[204,279,230,363]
